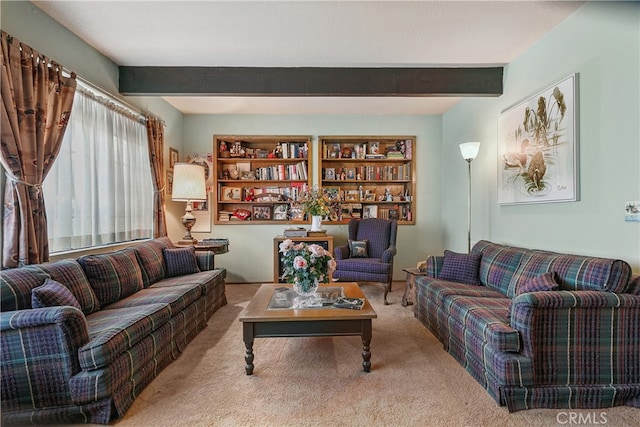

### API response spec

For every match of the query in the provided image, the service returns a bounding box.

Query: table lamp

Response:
[172,163,207,245]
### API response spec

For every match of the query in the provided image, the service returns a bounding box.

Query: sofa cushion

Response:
[163,247,200,277]
[333,257,390,274]
[105,283,202,316]
[78,248,144,306]
[439,250,481,285]
[31,279,82,310]
[133,237,175,287]
[473,240,526,297]
[348,239,369,258]
[35,260,100,314]
[446,296,521,352]
[518,271,560,295]
[547,254,632,293]
[0,266,51,311]
[80,303,171,370]
[151,269,225,296]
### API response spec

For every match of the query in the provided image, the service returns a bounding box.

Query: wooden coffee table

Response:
[239,282,377,375]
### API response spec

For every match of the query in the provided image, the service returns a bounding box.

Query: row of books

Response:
[219,183,310,203]
[323,165,410,181]
[279,142,308,159]
[255,161,308,181]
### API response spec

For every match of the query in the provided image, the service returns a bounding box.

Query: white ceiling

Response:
[32,0,585,115]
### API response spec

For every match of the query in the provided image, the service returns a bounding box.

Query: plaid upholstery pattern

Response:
[415,240,639,412]
[34,259,100,314]
[79,303,171,370]
[195,250,215,271]
[163,246,201,277]
[1,307,89,411]
[32,278,82,310]
[1,242,227,425]
[0,265,50,311]
[132,236,174,287]
[79,248,144,306]
[439,250,482,285]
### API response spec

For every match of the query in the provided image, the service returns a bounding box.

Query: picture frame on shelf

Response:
[169,147,179,169]
[273,204,289,220]
[221,186,241,201]
[253,205,272,220]
[363,205,378,219]
[325,168,335,180]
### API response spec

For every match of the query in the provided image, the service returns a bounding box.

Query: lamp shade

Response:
[459,142,481,161]
[172,163,207,201]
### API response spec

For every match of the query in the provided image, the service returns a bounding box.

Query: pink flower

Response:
[293,255,308,270]
[279,239,294,253]
[328,258,337,272]
[308,244,325,257]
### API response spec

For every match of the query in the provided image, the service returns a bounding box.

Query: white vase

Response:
[310,215,323,232]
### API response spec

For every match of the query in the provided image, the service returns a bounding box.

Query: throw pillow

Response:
[32,278,82,310]
[348,240,369,258]
[164,246,201,277]
[517,271,560,295]
[438,250,482,285]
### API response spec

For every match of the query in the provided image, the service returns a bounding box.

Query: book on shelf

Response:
[284,227,308,237]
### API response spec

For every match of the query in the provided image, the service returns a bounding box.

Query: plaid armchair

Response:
[333,218,398,304]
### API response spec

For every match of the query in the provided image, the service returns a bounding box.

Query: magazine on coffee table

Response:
[268,286,345,309]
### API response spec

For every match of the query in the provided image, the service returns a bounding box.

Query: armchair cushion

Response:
[31,279,82,310]
[348,240,369,258]
[439,250,481,286]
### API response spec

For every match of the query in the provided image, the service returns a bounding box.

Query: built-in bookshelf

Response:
[213,135,312,224]
[319,135,416,225]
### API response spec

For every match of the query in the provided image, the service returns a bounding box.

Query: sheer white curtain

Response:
[44,85,153,252]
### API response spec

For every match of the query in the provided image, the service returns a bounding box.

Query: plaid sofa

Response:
[1,237,227,424]
[414,240,640,412]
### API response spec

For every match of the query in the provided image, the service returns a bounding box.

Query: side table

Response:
[401,268,427,307]
[175,241,229,268]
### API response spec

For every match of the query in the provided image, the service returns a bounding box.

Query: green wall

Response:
[442,1,640,271]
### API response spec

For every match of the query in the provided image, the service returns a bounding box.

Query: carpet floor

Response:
[110,283,638,427]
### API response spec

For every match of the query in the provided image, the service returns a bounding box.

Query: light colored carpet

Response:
[111,284,639,427]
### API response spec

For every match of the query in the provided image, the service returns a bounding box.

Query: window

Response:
[43,83,153,252]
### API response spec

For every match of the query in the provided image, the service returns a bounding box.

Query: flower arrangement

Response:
[279,239,336,293]
[297,187,332,217]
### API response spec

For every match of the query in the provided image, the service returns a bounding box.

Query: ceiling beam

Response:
[118,66,503,97]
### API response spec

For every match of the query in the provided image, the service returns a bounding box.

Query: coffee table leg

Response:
[362,320,372,372]
[243,322,255,375]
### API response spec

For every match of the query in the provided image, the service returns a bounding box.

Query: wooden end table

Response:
[239,282,377,374]
[401,268,427,307]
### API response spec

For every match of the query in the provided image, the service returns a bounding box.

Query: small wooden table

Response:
[401,268,427,307]
[239,282,377,374]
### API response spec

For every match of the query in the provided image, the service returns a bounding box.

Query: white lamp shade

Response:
[459,142,481,161]
[172,163,207,201]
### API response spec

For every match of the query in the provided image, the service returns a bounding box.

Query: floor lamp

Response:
[172,163,207,245]
[459,142,481,253]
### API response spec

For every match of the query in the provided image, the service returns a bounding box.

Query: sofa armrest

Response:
[334,245,349,261]
[627,274,640,295]
[196,251,216,271]
[510,290,640,385]
[426,255,443,278]
[382,245,397,263]
[1,307,89,410]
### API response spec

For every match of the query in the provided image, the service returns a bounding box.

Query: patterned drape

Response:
[1,31,76,268]
[146,116,168,237]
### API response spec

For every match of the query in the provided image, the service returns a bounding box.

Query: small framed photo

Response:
[221,186,241,201]
[166,170,173,194]
[252,205,272,220]
[273,204,288,220]
[169,147,179,169]
[346,167,356,180]
[363,205,378,219]
[369,142,380,155]
[364,192,376,201]
[325,168,335,180]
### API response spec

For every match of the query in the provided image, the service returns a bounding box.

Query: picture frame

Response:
[273,203,289,220]
[221,186,241,201]
[252,205,272,220]
[363,205,378,219]
[497,74,579,205]
[165,170,173,195]
[169,147,179,169]
[324,167,335,180]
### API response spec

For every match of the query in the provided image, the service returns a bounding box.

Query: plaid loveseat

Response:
[414,240,640,412]
[1,237,227,424]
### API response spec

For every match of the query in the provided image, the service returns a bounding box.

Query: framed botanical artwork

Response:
[273,204,289,220]
[252,205,272,220]
[166,170,173,195]
[497,74,579,205]
[169,147,179,169]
